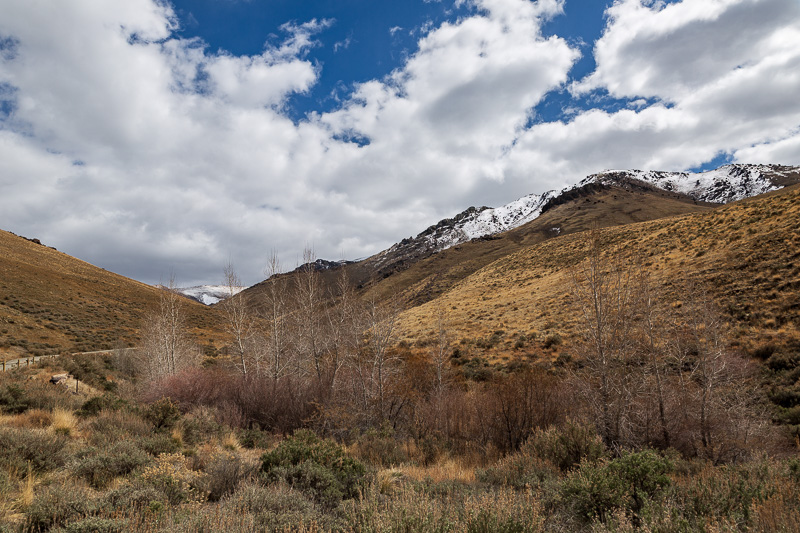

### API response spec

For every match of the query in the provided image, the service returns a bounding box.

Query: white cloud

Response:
[0,0,798,287]
[512,0,800,180]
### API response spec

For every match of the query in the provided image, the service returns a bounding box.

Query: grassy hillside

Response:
[364,180,716,307]
[395,185,800,364]
[0,230,222,359]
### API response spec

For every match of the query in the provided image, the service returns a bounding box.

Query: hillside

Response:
[239,164,798,312]
[0,230,222,358]
[394,184,800,367]
[361,177,718,305]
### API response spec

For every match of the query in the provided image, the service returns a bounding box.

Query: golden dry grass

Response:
[394,185,800,361]
[400,457,476,484]
[0,228,226,358]
[50,407,78,437]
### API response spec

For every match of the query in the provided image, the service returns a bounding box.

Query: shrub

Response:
[72,441,151,488]
[77,395,127,418]
[199,450,258,502]
[98,485,165,513]
[767,351,800,371]
[58,517,127,533]
[477,453,559,489]
[138,453,207,505]
[261,430,367,508]
[220,482,323,531]
[353,426,409,467]
[523,421,605,472]
[238,427,272,450]
[0,427,69,473]
[25,483,91,532]
[88,410,153,446]
[143,398,181,430]
[136,434,181,456]
[180,407,223,447]
[560,449,673,524]
[0,384,30,414]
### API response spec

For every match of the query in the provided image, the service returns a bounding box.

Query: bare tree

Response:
[139,277,199,379]
[221,262,258,375]
[261,251,294,381]
[294,247,329,387]
[430,301,452,395]
[358,295,401,424]
[570,228,636,449]
[325,266,362,399]
[633,259,672,448]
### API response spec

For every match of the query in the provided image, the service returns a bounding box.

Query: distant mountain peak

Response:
[363,163,798,280]
[587,163,797,204]
[176,285,244,306]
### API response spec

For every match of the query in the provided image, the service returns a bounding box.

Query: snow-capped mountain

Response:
[368,163,798,274]
[177,285,244,305]
[585,164,797,204]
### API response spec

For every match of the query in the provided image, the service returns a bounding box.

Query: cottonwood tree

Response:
[570,228,637,449]
[351,295,401,425]
[325,266,362,400]
[261,251,294,381]
[669,283,769,461]
[632,260,672,449]
[221,262,259,375]
[139,277,199,379]
[293,247,329,388]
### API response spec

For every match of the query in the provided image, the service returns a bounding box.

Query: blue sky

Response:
[1,0,799,285]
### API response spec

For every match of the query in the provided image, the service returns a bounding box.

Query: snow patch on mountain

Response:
[365,163,798,272]
[588,164,788,204]
[177,285,244,305]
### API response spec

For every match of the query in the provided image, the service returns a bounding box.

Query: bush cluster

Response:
[261,429,367,508]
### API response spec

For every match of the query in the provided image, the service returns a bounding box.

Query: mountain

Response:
[0,230,223,358]
[584,164,799,203]
[394,182,800,365]
[177,285,245,306]
[355,164,799,285]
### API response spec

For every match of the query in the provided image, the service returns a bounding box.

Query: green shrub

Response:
[136,434,181,456]
[77,395,127,418]
[238,428,272,450]
[25,483,91,532]
[200,450,257,502]
[0,427,69,473]
[523,421,606,472]
[0,384,31,414]
[261,430,367,508]
[143,398,181,430]
[775,406,800,425]
[560,449,673,524]
[72,441,151,488]
[767,351,800,371]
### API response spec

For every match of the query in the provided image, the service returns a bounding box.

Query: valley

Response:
[2,164,800,531]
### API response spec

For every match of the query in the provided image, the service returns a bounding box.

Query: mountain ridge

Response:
[295,163,799,289]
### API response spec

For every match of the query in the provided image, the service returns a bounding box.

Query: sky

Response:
[1,0,799,287]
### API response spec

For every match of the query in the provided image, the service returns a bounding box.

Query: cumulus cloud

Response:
[0,0,577,285]
[510,0,800,180]
[0,0,798,287]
